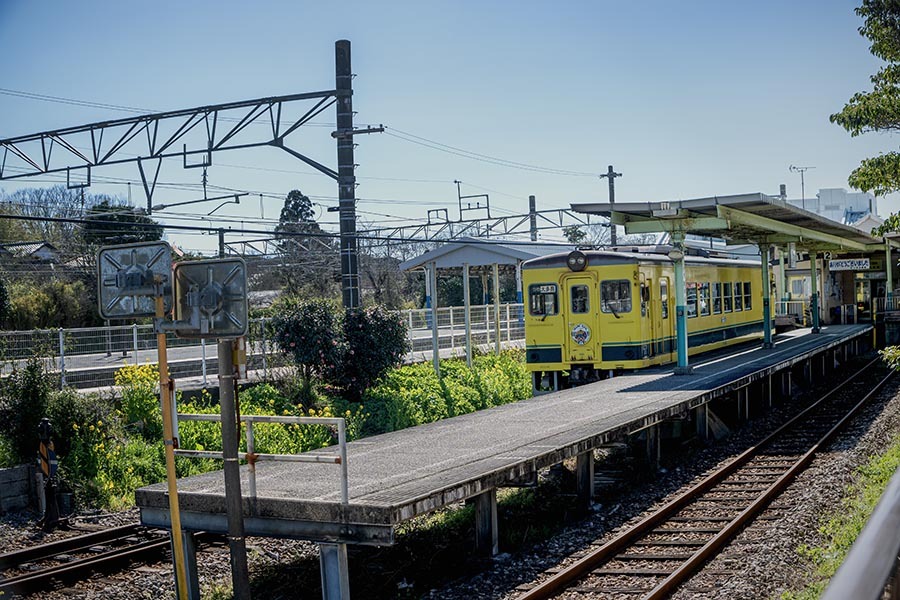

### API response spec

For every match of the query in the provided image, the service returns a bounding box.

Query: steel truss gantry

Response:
[0,40,371,310]
[356,208,597,247]
[0,89,341,211]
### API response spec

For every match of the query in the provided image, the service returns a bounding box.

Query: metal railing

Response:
[821,465,900,600]
[174,413,349,504]
[0,303,526,389]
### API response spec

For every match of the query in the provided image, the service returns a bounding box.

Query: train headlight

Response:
[566,250,588,272]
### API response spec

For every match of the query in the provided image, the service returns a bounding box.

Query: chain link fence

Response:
[0,304,526,390]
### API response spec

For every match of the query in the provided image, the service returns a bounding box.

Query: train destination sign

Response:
[829,258,870,271]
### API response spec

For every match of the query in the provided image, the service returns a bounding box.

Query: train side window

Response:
[686,282,698,318]
[529,284,558,316]
[713,282,722,314]
[734,282,743,311]
[660,280,669,319]
[723,282,733,312]
[699,282,711,316]
[601,280,632,314]
[571,285,589,314]
[744,281,752,310]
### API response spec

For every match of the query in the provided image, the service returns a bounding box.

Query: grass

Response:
[781,434,900,599]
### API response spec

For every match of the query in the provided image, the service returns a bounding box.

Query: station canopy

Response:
[571,192,900,255]
[399,237,573,272]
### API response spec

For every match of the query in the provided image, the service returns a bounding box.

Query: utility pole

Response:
[335,40,359,309]
[218,229,226,258]
[529,195,537,241]
[599,165,622,246]
[789,165,815,211]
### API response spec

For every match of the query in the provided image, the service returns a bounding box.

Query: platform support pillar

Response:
[803,359,812,387]
[672,233,692,375]
[171,531,201,600]
[766,374,773,407]
[427,262,439,375]
[319,543,350,600]
[810,250,820,333]
[644,425,660,468]
[737,387,749,421]
[696,404,709,440]
[474,489,498,556]
[781,371,792,399]
[887,238,894,311]
[575,451,594,513]
[516,260,524,325]
[463,263,472,368]
[760,244,774,348]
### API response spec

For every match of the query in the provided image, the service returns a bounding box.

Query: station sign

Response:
[829,258,870,271]
[173,258,248,338]
[97,242,172,319]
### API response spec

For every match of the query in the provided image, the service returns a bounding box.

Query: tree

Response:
[273,190,338,295]
[82,201,163,246]
[831,0,900,207]
[563,225,588,245]
[270,297,342,405]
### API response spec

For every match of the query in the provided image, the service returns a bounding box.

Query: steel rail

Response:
[0,523,143,569]
[517,357,891,600]
[0,534,170,595]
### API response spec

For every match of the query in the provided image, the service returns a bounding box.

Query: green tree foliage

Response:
[563,225,588,245]
[273,189,339,295]
[5,279,99,329]
[270,297,342,403]
[0,278,10,325]
[82,201,163,246]
[0,358,51,463]
[831,0,900,206]
[331,306,410,401]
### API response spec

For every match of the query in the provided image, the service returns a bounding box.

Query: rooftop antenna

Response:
[789,165,815,211]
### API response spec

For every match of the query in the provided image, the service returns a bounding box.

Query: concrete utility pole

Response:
[599,165,622,246]
[335,40,359,309]
[529,195,537,242]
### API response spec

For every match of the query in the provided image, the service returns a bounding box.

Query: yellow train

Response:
[524,249,765,391]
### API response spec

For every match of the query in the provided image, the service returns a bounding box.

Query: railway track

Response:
[0,524,174,596]
[517,357,893,600]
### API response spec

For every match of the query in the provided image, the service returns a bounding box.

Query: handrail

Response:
[174,413,349,505]
[821,465,900,600]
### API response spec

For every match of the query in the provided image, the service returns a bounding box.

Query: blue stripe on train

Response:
[601,321,764,362]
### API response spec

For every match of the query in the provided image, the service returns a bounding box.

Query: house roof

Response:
[399,237,573,271]
[0,240,58,258]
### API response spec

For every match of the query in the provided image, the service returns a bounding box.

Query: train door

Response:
[640,274,653,359]
[660,277,674,360]
[646,277,659,359]
[563,275,597,363]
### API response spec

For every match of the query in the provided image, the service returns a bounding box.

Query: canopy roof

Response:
[399,237,572,271]
[572,193,898,254]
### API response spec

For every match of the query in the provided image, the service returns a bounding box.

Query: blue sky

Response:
[0,0,896,252]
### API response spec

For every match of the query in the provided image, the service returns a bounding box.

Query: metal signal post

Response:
[155,292,190,600]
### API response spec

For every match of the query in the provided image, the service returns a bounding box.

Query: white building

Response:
[786,188,878,225]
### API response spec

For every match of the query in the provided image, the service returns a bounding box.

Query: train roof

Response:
[522,247,760,270]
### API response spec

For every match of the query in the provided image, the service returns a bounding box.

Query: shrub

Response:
[46,388,116,459]
[0,358,52,463]
[331,305,409,401]
[115,364,162,439]
[270,297,341,404]
[361,363,447,435]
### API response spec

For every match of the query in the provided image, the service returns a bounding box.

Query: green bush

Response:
[359,352,531,437]
[270,297,341,404]
[331,305,409,401]
[114,364,162,439]
[0,358,52,463]
[46,388,116,459]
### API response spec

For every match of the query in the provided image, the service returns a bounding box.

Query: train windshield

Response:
[601,280,631,314]
[529,284,558,316]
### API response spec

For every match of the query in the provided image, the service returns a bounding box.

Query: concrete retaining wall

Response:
[0,464,35,513]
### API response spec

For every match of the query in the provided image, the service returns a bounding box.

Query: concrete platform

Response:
[136,324,872,545]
